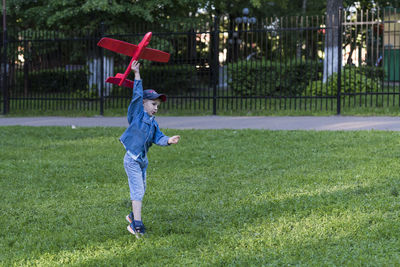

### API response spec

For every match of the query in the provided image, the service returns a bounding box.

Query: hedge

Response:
[227,59,323,97]
[306,66,385,96]
[14,69,88,94]
[13,64,197,97]
[109,64,198,97]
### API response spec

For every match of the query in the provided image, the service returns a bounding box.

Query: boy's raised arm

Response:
[126,61,143,123]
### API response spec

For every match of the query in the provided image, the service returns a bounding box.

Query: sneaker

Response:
[127,221,146,238]
[126,212,134,224]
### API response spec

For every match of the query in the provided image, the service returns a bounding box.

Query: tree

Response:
[323,0,343,82]
[5,0,400,33]
[5,0,207,33]
[322,0,398,82]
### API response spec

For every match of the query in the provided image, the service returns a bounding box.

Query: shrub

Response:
[142,64,197,95]
[357,65,385,80]
[306,66,384,96]
[14,68,88,93]
[15,64,197,97]
[227,59,322,97]
[110,64,197,97]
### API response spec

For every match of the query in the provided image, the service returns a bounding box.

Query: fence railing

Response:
[1,8,400,115]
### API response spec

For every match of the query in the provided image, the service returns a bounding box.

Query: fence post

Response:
[2,6,8,115]
[99,22,105,116]
[336,8,343,115]
[2,30,8,114]
[211,16,219,115]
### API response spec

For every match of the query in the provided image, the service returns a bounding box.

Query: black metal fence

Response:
[1,8,400,115]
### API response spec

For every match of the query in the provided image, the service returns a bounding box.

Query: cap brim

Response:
[144,92,167,102]
[154,94,167,102]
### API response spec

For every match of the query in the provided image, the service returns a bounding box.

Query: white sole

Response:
[127,225,140,238]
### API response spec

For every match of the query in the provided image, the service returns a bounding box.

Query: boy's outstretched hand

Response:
[168,135,180,144]
[131,60,141,80]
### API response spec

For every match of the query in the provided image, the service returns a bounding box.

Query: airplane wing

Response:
[98,37,170,62]
[141,47,170,63]
[97,37,137,57]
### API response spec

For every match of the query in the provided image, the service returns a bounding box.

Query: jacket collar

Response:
[143,111,154,124]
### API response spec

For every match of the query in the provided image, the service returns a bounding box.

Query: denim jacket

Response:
[119,80,170,160]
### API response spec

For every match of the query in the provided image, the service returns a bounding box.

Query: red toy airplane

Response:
[97,32,170,88]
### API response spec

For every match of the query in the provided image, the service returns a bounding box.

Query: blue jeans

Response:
[123,152,148,201]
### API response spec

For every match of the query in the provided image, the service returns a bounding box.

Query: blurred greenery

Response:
[306,65,386,96]
[228,59,323,97]
[5,0,400,33]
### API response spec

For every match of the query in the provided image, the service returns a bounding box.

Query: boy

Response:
[120,60,180,237]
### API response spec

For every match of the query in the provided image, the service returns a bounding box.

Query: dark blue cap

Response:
[143,89,166,102]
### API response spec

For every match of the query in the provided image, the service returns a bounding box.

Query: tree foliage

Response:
[5,0,207,32]
[3,0,400,32]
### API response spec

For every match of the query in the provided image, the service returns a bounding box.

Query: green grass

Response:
[1,127,400,266]
[3,93,400,117]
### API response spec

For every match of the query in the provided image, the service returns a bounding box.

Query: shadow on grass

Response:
[71,183,398,264]
[2,127,399,265]
[5,172,398,266]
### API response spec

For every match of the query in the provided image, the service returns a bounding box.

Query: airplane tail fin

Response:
[106,75,134,88]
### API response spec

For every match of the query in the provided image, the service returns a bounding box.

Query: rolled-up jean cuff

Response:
[123,152,147,201]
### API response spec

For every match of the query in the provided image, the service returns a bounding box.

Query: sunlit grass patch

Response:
[1,127,400,265]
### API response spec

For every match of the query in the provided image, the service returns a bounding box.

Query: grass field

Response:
[3,93,400,117]
[1,127,400,266]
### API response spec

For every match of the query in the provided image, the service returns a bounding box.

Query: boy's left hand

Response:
[168,135,180,144]
[131,60,140,73]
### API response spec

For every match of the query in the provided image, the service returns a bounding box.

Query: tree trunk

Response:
[323,0,343,82]
[296,0,307,59]
[188,28,197,63]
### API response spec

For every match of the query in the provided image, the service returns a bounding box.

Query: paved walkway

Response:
[1,116,400,130]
